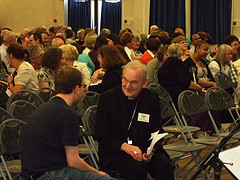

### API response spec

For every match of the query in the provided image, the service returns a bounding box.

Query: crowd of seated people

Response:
[1,24,240,103]
[1,24,240,179]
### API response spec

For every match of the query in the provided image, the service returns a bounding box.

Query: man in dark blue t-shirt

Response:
[21,67,114,180]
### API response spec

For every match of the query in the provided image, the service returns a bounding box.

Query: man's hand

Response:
[97,170,110,177]
[142,152,154,162]
[121,143,143,161]
[7,75,13,84]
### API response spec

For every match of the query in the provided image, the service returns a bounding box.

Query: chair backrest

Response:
[0,107,13,124]
[205,87,236,111]
[0,81,8,103]
[8,100,36,123]
[159,96,175,120]
[178,90,209,116]
[147,83,173,103]
[0,119,26,155]
[80,91,100,114]
[205,87,240,126]
[215,71,234,90]
[6,90,44,110]
[37,87,56,102]
[82,105,98,136]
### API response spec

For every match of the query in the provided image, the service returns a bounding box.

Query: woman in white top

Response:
[7,43,39,94]
[208,44,233,78]
[60,44,90,85]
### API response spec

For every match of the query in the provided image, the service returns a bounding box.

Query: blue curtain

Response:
[68,0,91,34]
[191,0,232,44]
[100,0,122,34]
[149,0,185,35]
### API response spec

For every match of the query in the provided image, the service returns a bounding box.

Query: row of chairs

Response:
[146,81,240,179]
[0,88,56,179]
[0,91,101,179]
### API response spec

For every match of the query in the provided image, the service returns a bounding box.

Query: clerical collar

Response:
[128,97,136,100]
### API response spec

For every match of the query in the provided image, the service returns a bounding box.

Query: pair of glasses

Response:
[121,76,139,87]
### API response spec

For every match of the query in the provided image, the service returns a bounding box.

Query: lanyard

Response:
[127,99,139,131]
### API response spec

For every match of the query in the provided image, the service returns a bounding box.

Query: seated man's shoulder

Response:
[101,85,121,97]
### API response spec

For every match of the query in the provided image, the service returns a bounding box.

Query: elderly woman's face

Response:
[132,38,140,50]
[179,40,188,52]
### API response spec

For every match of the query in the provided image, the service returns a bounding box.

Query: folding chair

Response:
[8,100,36,123]
[6,90,44,110]
[205,87,240,140]
[81,105,99,162]
[0,107,13,124]
[76,91,100,117]
[147,84,200,137]
[161,96,207,179]
[215,71,240,103]
[0,81,8,104]
[0,119,27,180]
[36,87,56,102]
[178,90,238,146]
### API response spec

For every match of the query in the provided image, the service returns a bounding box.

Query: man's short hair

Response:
[65,29,74,39]
[146,38,161,51]
[55,67,82,94]
[3,31,16,42]
[100,28,111,37]
[123,60,148,83]
[120,32,134,46]
[41,46,62,70]
[29,44,42,59]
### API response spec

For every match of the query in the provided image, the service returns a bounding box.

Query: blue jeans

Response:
[37,166,116,180]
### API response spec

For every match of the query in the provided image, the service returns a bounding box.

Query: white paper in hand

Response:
[146,131,168,157]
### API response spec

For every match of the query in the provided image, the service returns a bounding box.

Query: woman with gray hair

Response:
[132,33,142,59]
[158,43,202,104]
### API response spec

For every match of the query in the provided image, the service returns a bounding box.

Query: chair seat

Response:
[165,150,184,160]
[194,136,238,146]
[164,133,174,139]
[163,125,200,133]
[78,142,99,155]
[220,132,240,139]
[164,142,206,152]
[0,159,21,174]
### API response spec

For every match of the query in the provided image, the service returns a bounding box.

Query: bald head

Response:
[150,25,159,34]
[3,31,16,46]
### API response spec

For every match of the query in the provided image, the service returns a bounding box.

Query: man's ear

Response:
[143,78,149,88]
[73,85,80,94]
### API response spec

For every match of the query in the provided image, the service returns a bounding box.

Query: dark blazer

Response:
[95,85,164,169]
[89,65,122,94]
[158,57,192,104]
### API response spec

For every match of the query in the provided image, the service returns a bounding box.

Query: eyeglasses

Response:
[179,41,187,44]
[33,53,43,59]
[121,76,139,87]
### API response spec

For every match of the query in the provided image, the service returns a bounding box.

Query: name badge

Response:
[138,113,150,123]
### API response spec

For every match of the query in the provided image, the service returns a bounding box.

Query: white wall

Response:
[0,0,64,34]
[1,0,239,40]
[122,0,150,34]
[232,0,240,38]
